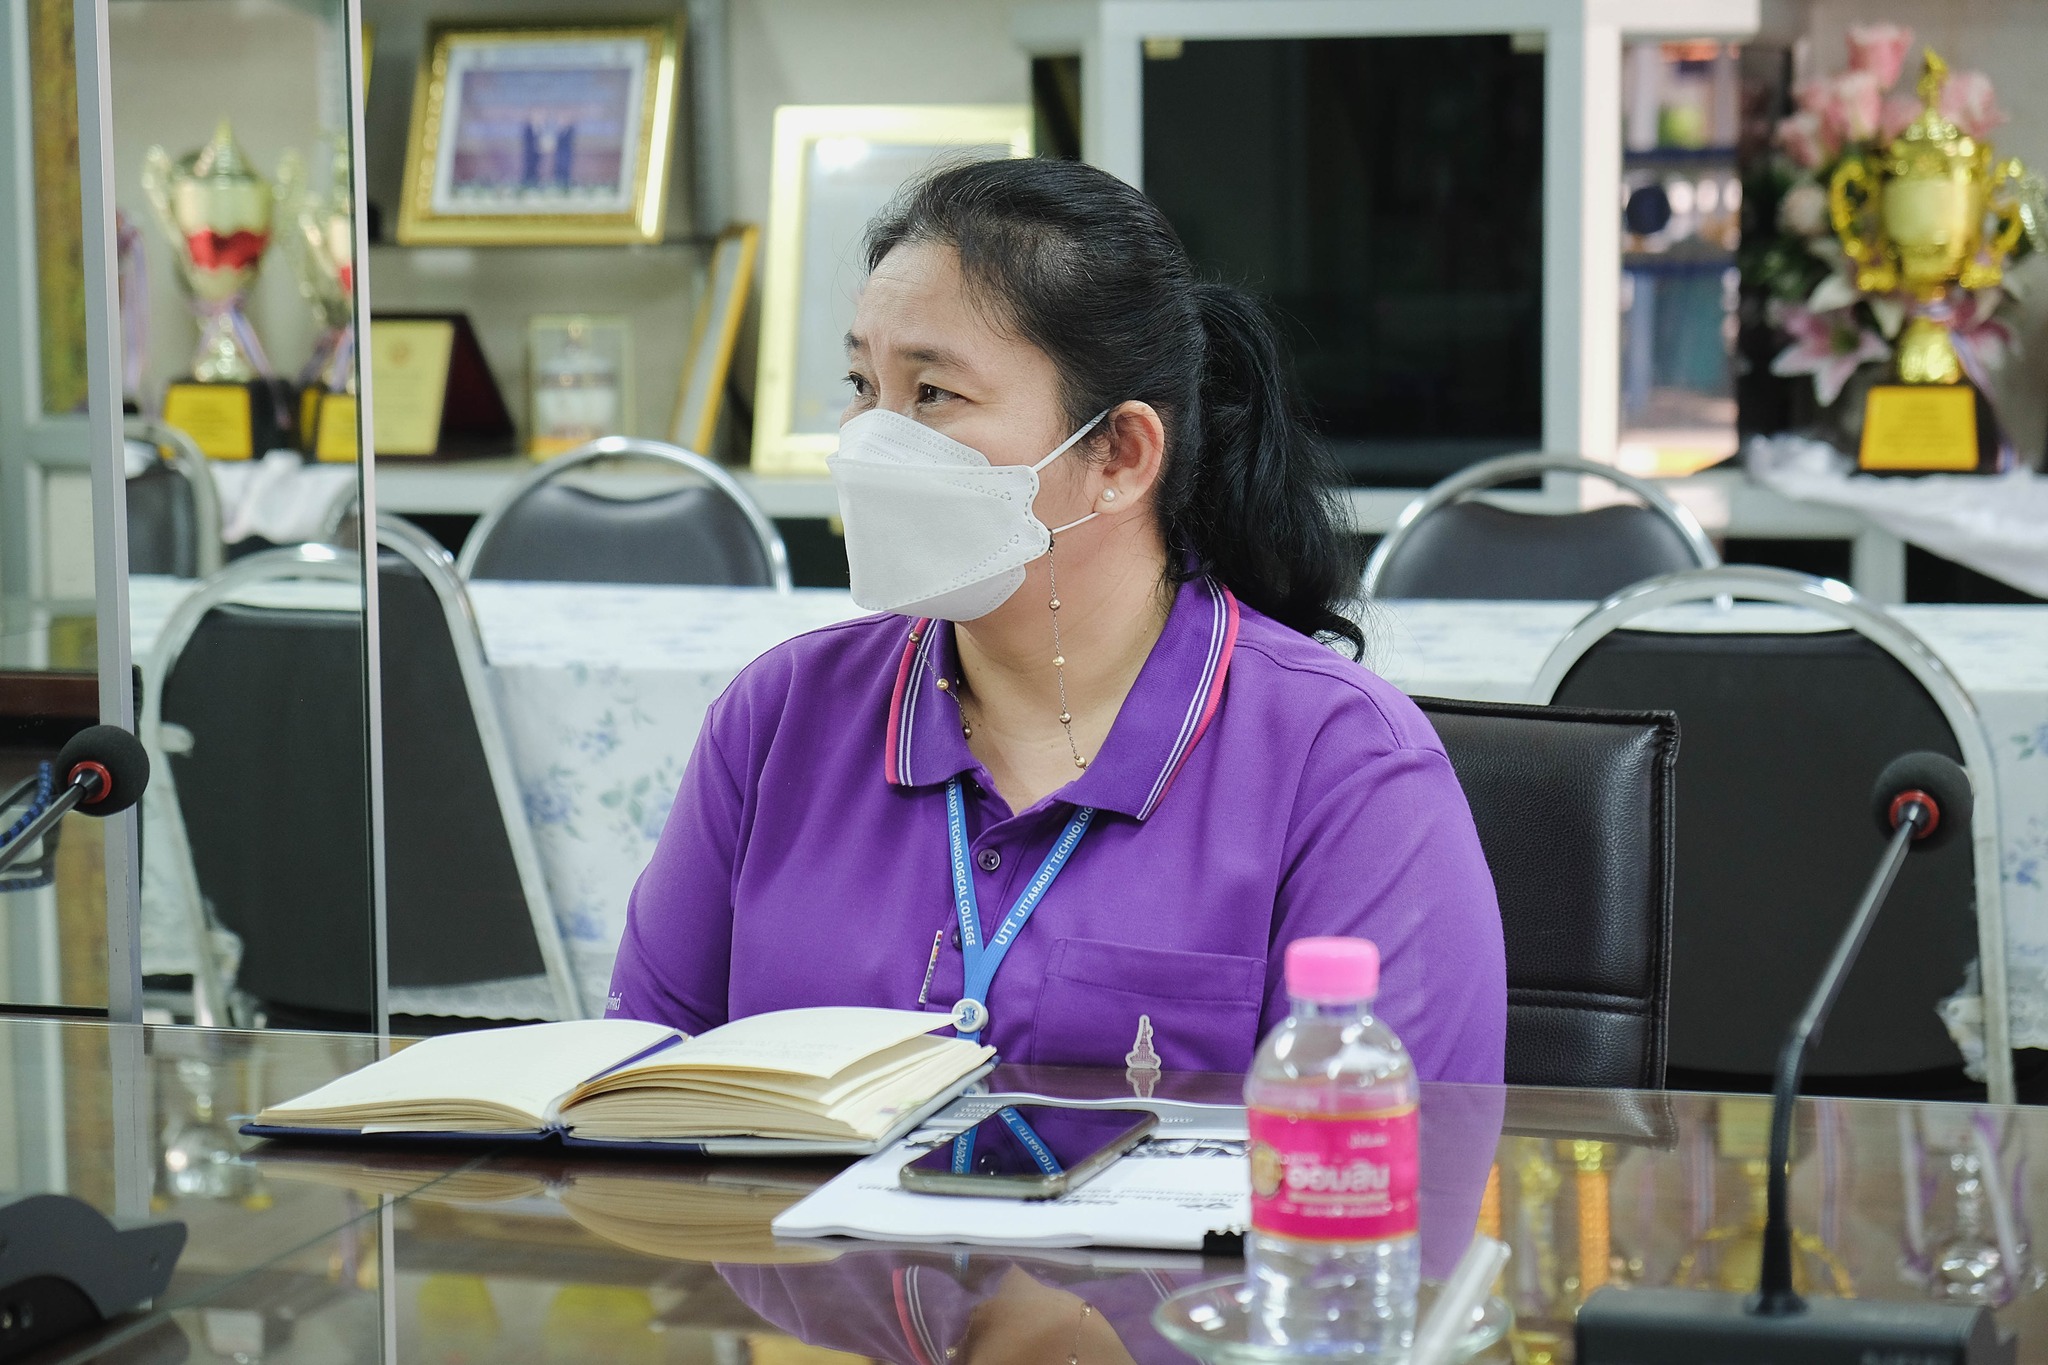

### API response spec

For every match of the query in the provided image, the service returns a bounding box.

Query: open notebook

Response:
[242,1008,995,1156]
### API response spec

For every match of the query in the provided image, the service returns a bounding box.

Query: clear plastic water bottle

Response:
[1245,937,1421,1357]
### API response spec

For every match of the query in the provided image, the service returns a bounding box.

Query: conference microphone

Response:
[0,725,150,877]
[1577,751,2016,1365]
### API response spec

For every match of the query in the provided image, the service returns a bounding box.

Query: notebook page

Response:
[261,1019,678,1126]
[774,1139,1250,1249]
[622,1008,950,1081]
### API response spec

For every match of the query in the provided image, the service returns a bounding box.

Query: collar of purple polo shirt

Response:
[886,576,1236,817]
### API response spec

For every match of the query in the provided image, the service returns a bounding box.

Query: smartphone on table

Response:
[899,1104,1158,1200]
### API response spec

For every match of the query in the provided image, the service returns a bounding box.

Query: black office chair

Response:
[1415,696,1678,1090]
[124,419,223,578]
[1365,454,1718,600]
[1530,565,2012,1105]
[143,518,582,1028]
[457,436,792,589]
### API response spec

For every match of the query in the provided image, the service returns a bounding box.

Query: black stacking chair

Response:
[1530,565,2011,1104]
[457,436,792,589]
[1365,454,1718,601]
[1416,696,1678,1090]
[142,518,582,1028]
[124,419,223,578]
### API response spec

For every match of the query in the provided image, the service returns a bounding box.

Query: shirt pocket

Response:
[1031,937,1267,1073]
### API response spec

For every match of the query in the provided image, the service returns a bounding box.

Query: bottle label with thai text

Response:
[1248,1105,1419,1242]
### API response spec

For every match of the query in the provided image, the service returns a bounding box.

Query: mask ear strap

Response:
[1030,408,1113,473]
[1047,511,1098,536]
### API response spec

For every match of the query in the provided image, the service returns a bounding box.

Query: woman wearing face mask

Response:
[607,158,1505,1082]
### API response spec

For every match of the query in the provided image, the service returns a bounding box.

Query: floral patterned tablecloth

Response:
[128,580,2048,1043]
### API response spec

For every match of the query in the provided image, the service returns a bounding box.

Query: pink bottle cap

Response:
[1285,937,1380,1004]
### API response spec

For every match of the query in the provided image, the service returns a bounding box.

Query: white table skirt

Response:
[127,579,2048,1045]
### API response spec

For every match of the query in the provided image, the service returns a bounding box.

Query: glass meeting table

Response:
[14,1017,2048,1364]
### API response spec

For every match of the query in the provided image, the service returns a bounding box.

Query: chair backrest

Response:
[458,437,791,589]
[1529,566,2010,1102]
[1365,454,1717,600]
[1415,696,1678,1089]
[124,419,223,578]
[151,551,373,1022]
[146,526,581,1026]
[375,516,581,1015]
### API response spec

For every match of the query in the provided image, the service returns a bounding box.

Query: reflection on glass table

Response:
[18,1023,2048,1363]
[0,1019,493,1364]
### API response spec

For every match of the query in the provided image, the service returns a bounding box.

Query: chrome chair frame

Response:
[141,524,585,1027]
[455,435,793,591]
[1362,453,1719,597]
[125,417,225,577]
[313,482,360,548]
[1526,564,2013,1105]
[373,514,585,1020]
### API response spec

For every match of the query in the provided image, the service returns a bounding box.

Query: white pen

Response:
[914,928,945,1006]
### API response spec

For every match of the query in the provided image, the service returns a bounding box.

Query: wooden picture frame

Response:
[670,223,758,454]
[749,105,1032,476]
[398,22,681,246]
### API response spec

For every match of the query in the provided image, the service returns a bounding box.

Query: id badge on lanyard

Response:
[944,777,1095,1044]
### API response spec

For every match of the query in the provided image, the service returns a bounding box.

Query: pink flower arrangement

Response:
[1847,23,1914,89]
[1775,110,1832,170]
[1778,25,2006,160]
[1939,69,2007,140]
[1769,303,1893,407]
[1879,93,1920,142]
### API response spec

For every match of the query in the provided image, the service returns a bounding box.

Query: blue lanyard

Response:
[945,777,1094,1044]
[949,1107,1064,1176]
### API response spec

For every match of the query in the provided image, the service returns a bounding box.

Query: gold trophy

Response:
[142,120,285,460]
[1828,52,2029,473]
[277,140,359,462]
[1672,1098,1853,1299]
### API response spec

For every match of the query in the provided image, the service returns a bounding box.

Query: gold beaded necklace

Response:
[938,537,1089,771]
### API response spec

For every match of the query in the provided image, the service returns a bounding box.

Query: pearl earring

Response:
[1101,489,1117,503]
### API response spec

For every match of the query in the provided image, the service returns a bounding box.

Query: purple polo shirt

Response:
[607,575,1506,1082]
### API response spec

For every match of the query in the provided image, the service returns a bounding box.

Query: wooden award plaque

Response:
[366,312,514,458]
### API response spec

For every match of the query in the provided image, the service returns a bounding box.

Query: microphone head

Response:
[55,725,150,816]
[1872,751,1971,850]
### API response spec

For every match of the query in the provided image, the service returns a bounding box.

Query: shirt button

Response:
[977,848,1001,872]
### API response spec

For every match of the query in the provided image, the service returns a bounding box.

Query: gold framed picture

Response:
[750,105,1032,476]
[670,223,759,454]
[398,22,681,246]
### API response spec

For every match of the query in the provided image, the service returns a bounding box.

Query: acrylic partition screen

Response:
[0,0,109,1014]
[1140,34,1546,488]
[104,0,376,1030]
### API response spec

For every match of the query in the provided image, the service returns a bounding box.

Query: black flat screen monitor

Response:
[1142,35,1545,487]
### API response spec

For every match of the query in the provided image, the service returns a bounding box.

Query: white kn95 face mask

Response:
[827,407,1109,621]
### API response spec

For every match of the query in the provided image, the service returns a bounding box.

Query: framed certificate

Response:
[750,105,1032,476]
[398,22,681,246]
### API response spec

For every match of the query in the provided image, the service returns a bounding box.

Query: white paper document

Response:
[771,1095,1252,1250]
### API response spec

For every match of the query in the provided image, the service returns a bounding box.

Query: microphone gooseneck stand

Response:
[0,767,107,878]
[1576,752,2015,1365]
[1752,798,1927,1316]
[0,725,151,877]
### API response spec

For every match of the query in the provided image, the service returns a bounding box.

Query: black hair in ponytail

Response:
[864,158,1365,658]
